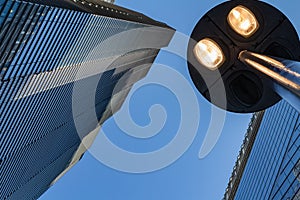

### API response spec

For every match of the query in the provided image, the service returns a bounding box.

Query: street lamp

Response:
[187,0,300,113]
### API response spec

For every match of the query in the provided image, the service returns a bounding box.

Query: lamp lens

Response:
[193,38,225,70]
[228,5,259,38]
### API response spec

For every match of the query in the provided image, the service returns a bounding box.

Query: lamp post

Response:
[239,50,300,112]
[187,0,300,113]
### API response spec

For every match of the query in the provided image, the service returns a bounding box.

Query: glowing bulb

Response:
[193,38,225,70]
[227,5,259,38]
[232,10,241,19]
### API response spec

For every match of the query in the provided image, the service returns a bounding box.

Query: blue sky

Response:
[39,0,300,199]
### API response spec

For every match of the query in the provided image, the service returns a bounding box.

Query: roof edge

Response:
[22,0,175,30]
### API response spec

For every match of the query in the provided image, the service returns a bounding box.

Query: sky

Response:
[39,0,300,199]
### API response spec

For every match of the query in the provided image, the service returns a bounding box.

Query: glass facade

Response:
[224,101,300,200]
[0,0,174,199]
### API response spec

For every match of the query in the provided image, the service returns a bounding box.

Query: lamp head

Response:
[188,0,300,113]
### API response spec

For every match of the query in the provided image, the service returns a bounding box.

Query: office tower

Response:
[0,0,174,199]
[224,101,300,199]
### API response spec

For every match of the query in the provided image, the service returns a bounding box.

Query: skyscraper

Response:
[0,0,174,199]
[224,101,300,199]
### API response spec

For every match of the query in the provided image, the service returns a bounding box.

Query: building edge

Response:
[23,0,174,30]
[223,111,265,200]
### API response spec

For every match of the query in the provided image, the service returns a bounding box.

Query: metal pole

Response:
[239,50,300,112]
